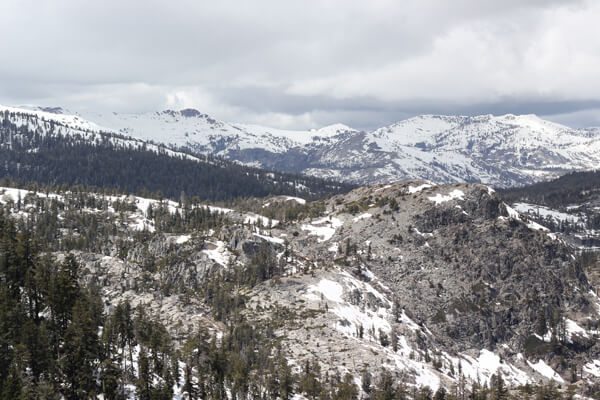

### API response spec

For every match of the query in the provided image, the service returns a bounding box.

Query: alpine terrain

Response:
[1,175,600,398]
[9,105,599,188]
[4,0,600,398]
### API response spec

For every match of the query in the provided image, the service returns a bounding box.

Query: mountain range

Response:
[3,105,600,188]
[3,103,600,397]
[0,105,352,202]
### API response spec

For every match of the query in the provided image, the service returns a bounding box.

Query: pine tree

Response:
[99,358,123,400]
[332,373,358,400]
[490,371,508,400]
[373,370,396,400]
[60,294,101,399]
[300,359,321,399]
[361,368,372,397]
[136,348,151,400]
[278,353,294,400]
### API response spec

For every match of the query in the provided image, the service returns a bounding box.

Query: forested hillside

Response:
[0,110,353,202]
[499,171,600,250]
[500,170,600,209]
[0,191,293,399]
[1,182,598,399]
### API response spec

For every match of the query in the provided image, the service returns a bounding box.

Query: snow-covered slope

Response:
[2,181,600,394]
[5,105,600,187]
[0,105,201,161]
[247,181,600,391]
[71,108,357,155]
[365,114,600,186]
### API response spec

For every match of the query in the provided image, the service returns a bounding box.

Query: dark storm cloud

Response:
[0,0,598,128]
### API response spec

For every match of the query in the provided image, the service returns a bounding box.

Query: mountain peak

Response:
[311,123,357,135]
[32,106,65,115]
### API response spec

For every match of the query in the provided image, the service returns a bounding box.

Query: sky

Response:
[1,0,599,130]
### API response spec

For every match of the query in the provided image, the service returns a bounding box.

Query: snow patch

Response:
[527,360,564,383]
[583,360,600,378]
[566,319,589,339]
[310,279,344,302]
[408,183,433,193]
[202,241,231,267]
[282,196,306,205]
[428,189,464,204]
[352,213,372,222]
[175,235,191,244]
[254,233,285,244]
[301,216,343,242]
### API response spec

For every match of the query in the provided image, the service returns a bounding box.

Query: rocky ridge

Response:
[3,181,599,395]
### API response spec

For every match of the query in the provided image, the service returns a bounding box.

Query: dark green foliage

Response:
[500,170,600,209]
[0,207,178,398]
[0,111,353,202]
[0,210,101,398]
[500,170,600,233]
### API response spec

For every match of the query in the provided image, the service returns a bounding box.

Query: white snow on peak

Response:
[312,123,356,135]
[0,105,203,162]
[5,104,600,188]
[236,122,356,147]
[368,113,600,167]
[1,104,111,133]
[370,115,465,148]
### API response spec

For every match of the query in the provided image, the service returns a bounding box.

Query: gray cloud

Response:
[0,0,598,128]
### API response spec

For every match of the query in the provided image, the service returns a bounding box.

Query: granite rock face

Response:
[12,182,598,391]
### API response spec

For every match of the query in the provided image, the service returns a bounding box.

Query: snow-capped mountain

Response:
[0,105,351,201]
[67,107,358,156]
[363,114,600,186]
[0,104,201,161]
[5,105,600,187]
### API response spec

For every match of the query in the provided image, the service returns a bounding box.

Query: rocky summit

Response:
[240,182,598,391]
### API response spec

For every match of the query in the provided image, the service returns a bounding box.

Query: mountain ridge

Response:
[2,179,599,397]
[4,104,600,188]
[0,106,353,202]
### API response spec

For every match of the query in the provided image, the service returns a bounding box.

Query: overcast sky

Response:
[1,0,599,129]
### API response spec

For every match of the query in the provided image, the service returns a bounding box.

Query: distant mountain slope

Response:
[70,107,358,156]
[498,170,600,250]
[0,106,353,201]
[500,169,600,208]
[8,105,600,187]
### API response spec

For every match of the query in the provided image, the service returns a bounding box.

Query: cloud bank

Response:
[1,0,599,129]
